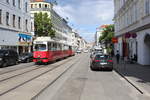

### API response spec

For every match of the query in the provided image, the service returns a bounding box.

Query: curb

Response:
[114,68,144,94]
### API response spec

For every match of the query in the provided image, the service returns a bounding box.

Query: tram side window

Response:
[59,44,62,50]
[48,42,51,50]
[69,46,72,50]
[53,43,56,51]
[57,44,60,51]
[34,44,46,51]
[51,43,54,51]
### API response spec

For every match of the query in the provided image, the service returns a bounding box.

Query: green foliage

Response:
[99,24,114,43]
[34,12,55,38]
[99,24,114,54]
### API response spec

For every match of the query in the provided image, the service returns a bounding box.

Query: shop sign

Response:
[125,32,131,38]
[112,37,118,43]
[132,33,137,38]
[18,33,32,46]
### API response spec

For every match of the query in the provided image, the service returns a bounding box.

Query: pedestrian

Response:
[116,50,120,64]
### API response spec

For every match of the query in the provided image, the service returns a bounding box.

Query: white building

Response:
[0,0,34,53]
[95,27,102,46]
[114,0,150,65]
[71,31,78,50]
[30,0,72,46]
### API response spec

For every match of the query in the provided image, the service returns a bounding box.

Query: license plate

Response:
[100,62,107,65]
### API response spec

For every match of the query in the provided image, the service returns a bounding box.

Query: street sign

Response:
[112,37,118,43]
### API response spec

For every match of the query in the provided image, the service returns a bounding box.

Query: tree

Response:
[99,24,114,54]
[34,12,55,38]
[99,24,114,43]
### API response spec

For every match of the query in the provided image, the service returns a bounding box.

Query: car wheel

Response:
[108,68,113,71]
[15,60,18,65]
[90,65,96,71]
[3,62,8,67]
[26,59,30,63]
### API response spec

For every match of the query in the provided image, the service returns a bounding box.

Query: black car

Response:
[90,54,113,71]
[19,52,33,63]
[0,49,18,67]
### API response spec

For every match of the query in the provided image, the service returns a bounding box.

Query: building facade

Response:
[30,0,72,46]
[95,28,101,46]
[114,0,150,65]
[0,0,34,54]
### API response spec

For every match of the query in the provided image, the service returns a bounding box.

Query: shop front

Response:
[18,33,32,54]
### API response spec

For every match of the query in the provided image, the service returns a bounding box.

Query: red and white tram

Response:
[33,37,75,63]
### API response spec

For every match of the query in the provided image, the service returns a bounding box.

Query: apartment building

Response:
[0,0,34,53]
[114,0,150,65]
[30,0,72,46]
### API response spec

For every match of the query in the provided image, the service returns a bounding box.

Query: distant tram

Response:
[33,37,75,64]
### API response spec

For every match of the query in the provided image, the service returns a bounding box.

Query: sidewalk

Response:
[113,58,150,95]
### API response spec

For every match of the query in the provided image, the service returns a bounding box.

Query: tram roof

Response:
[34,37,54,42]
[34,37,72,46]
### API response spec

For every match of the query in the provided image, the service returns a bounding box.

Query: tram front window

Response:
[34,44,47,51]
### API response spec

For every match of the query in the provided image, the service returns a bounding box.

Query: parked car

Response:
[0,49,18,67]
[90,54,113,71]
[19,52,33,63]
[84,50,88,53]
[76,50,82,54]
[90,51,103,58]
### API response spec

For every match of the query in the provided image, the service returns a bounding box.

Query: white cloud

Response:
[53,0,114,42]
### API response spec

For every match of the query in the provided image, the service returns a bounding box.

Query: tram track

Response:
[0,56,76,97]
[0,57,73,83]
[0,63,37,76]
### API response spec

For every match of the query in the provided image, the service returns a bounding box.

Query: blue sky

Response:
[49,0,114,42]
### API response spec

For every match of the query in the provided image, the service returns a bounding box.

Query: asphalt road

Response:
[35,53,150,100]
[0,54,150,100]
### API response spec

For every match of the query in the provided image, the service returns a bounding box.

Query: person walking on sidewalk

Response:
[116,50,120,64]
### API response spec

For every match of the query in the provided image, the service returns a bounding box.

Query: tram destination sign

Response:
[35,41,44,44]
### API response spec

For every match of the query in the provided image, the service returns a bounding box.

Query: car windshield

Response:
[34,44,47,51]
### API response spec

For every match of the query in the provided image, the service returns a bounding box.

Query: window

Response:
[18,0,21,9]
[25,19,28,32]
[13,15,15,27]
[13,0,15,6]
[6,0,9,3]
[0,9,2,24]
[39,4,41,8]
[135,3,138,21]
[18,17,21,29]
[34,44,47,51]
[35,4,37,8]
[31,4,33,8]
[25,2,28,12]
[6,12,9,25]
[45,4,47,8]
[31,22,33,31]
[145,0,150,15]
